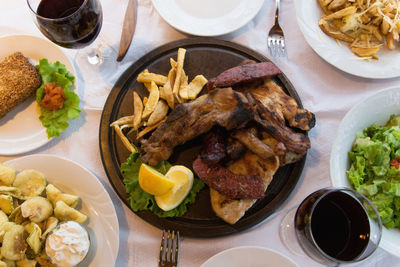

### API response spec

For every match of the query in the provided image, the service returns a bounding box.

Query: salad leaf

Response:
[121,152,205,218]
[347,114,400,229]
[36,59,81,138]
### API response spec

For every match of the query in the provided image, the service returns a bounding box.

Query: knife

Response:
[117,0,138,62]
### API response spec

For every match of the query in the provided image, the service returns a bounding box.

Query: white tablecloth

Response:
[1,0,400,266]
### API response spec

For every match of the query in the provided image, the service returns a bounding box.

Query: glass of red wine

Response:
[280,188,382,266]
[27,0,117,85]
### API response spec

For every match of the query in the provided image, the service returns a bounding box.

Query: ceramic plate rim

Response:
[0,34,77,155]
[3,154,119,266]
[200,246,298,267]
[330,86,400,256]
[293,0,400,79]
[151,0,264,36]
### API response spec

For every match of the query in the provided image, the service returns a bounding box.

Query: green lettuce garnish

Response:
[347,114,400,229]
[121,152,205,217]
[36,59,81,138]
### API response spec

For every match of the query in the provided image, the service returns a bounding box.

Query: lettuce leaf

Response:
[121,152,205,217]
[348,115,400,229]
[36,59,81,138]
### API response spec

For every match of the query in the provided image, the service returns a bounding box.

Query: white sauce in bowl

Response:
[46,221,90,267]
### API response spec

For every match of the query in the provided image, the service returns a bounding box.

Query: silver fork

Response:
[159,230,180,267]
[267,0,286,57]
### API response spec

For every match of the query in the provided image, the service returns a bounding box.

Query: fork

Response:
[267,0,286,57]
[159,230,180,267]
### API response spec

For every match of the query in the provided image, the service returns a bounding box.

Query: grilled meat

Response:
[193,156,265,199]
[231,129,285,159]
[226,137,246,161]
[206,62,282,91]
[249,94,310,155]
[200,130,226,165]
[210,152,280,224]
[247,79,315,131]
[140,87,253,166]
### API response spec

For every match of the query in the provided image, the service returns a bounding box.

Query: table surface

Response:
[1,0,400,266]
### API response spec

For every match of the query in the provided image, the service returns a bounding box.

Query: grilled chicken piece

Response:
[206,62,282,91]
[210,152,280,224]
[251,95,310,155]
[140,88,253,166]
[248,79,315,131]
[226,137,246,160]
[231,129,285,159]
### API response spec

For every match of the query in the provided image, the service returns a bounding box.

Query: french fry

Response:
[143,97,148,106]
[142,81,160,119]
[147,100,169,126]
[133,92,143,130]
[163,80,175,109]
[110,115,133,127]
[137,72,167,85]
[172,48,186,100]
[112,125,136,153]
[187,75,208,100]
[136,119,166,140]
[170,58,177,69]
[179,75,189,100]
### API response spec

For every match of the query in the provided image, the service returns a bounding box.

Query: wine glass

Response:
[280,188,382,266]
[26,0,117,85]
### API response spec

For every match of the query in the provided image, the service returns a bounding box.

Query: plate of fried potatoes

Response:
[3,154,119,266]
[294,0,400,79]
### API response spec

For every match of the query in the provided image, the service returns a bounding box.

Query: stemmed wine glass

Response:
[280,188,382,266]
[26,0,117,85]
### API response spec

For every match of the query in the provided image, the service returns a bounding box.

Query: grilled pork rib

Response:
[140,88,253,166]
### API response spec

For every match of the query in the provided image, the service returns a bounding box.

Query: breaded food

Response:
[0,52,41,118]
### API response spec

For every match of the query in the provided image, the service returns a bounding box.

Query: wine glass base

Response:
[279,205,306,257]
[74,38,118,87]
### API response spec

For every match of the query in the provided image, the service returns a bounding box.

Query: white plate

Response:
[0,34,77,155]
[330,86,400,257]
[201,246,298,267]
[152,0,264,36]
[294,0,400,79]
[3,154,119,267]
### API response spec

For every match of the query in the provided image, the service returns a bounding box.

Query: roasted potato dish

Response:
[0,165,88,265]
[318,0,400,59]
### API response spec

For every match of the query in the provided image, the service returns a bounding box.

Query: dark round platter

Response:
[99,38,306,238]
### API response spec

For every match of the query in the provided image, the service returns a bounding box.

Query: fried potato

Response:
[133,92,143,130]
[137,72,167,86]
[147,100,169,126]
[178,75,189,100]
[162,80,174,109]
[188,75,208,100]
[318,0,400,59]
[112,124,136,153]
[142,81,160,119]
[172,48,186,100]
[136,119,166,140]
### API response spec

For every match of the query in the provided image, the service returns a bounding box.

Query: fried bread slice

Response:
[0,52,41,118]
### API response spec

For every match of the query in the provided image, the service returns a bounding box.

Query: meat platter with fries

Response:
[100,38,315,237]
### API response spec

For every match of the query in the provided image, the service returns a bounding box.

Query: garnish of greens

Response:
[36,59,81,138]
[348,114,400,229]
[121,152,205,217]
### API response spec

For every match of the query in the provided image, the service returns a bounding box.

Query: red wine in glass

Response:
[293,188,381,265]
[34,0,102,49]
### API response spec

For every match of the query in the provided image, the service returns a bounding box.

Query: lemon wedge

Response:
[155,165,194,211]
[138,164,175,196]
